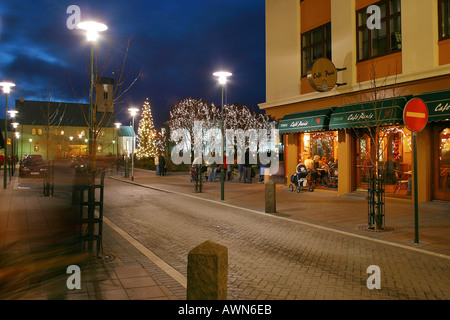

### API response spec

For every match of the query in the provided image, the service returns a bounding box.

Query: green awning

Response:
[279,108,335,134]
[414,90,450,123]
[118,126,134,137]
[329,96,411,130]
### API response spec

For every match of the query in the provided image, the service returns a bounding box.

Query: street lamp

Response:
[0,81,15,189]
[28,138,33,154]
[128,108,139,181]
[77,20,108,166]
[213,71,232,201]
[115,122,122,156]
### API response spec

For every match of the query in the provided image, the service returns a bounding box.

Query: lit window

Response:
[32,128,36,135]
[301,23,332,77]
[38,129,42,136]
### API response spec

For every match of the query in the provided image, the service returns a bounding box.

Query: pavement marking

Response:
[103,216,187,289]
[111,176,450,261]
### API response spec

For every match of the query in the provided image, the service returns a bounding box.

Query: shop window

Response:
[32,128,36,135]
[438,128,450,190]
[298,131,339,189]
[34,143,39,152]
[440,0,450,40]
[355,126,412,197]
[37,129,42,136]
[301,23,332,77]
[356,0,402,61]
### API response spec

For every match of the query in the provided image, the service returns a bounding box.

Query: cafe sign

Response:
[307,58,338,92]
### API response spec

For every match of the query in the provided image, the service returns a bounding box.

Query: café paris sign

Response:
[307,58,344,92]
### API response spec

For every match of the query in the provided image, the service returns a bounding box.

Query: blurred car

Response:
[19,155,48,178]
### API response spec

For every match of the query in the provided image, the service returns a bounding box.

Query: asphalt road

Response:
[101,176,450,300]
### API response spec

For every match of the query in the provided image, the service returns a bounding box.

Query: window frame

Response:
[301,23,332,78]
[439,0,450,41]
[356,0,402,62]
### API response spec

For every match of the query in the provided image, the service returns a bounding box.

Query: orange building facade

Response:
[260,0,450,203]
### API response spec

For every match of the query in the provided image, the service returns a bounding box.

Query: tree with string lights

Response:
[136,98,158,159]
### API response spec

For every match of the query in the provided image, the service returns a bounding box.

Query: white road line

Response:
[111,176,450,261]
[103,216,187,288]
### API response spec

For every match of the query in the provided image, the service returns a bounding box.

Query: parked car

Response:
[19,155,47,178]
[70,155,88,171]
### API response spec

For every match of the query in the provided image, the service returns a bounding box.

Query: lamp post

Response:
[0,82,15,189]
[77,21,108,167]
[11,121,19,177]
[128,108,139,181]
[114,122,122,156]
[29,138,33,154]
[213,71,232,201]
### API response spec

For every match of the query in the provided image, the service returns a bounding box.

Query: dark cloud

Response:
[0,0,266,128]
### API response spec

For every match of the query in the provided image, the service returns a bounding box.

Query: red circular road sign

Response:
[403,98,429,132]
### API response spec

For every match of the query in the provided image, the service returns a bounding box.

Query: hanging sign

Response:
[307,58,338,92]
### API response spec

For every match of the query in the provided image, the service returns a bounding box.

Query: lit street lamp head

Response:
[128,108,139,117]
[213,71,232,85]
[77,21,108,42]
[115,122,122,129]
[11,122,19,129]
[8,110,18,118]
[0,82,15,94]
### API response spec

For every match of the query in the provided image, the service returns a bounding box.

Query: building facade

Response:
[14,99,117,161]
[260,0,450,203]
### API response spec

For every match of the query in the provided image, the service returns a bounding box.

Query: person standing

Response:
[159,153,166,176]
[155,153,160,176]
[243,149,252,183]
[208,152,218,182]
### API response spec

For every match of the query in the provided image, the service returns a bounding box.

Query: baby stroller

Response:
[189,167,196,182]
[190,165,207,182]
[289,164,314,193]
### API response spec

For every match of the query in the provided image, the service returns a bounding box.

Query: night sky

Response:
[0,0,266,128]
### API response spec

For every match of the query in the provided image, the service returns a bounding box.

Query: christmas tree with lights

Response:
[137,98,158,159]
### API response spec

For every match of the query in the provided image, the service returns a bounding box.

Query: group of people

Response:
[206,150,262,184]
[300,155,338,187]
[155,153,167,176]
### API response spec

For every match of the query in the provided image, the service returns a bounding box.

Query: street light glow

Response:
[8,110,18,118]
[213,71,232,85]
[11,122,19,129]
[77,21,108,42]
[114,122,122,129]
[0,82,15,94]
[128,107,139,117]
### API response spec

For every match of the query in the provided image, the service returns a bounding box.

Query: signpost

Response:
[403,98,428,244]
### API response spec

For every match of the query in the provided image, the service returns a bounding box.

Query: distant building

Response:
[14,99,117,160]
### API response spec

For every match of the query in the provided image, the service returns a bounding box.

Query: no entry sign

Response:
[403,98,428,132]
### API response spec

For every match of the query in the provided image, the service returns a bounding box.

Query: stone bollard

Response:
[187,240,228,300]
[265,179,276,213]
